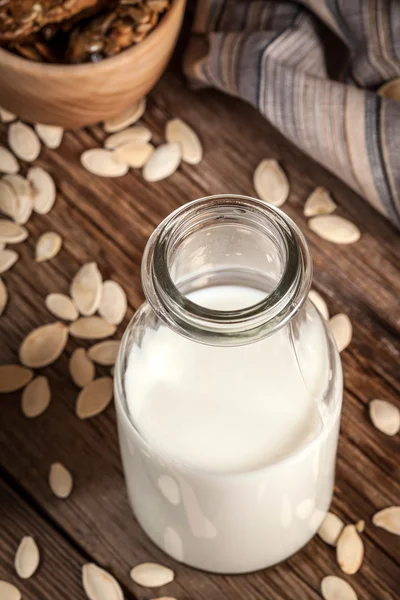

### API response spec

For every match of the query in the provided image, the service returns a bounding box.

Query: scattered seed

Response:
[0,581,21,600]
[69,348,95,387]
[34,124,63,149]
[0,146,19,174]
[45,293,79,321]
[304,187,337,217]
[0,179,19,218]
[104,126,152,149]
[49,462,73,499]
[76,377,113,419]
[71,262,102,316]
[88,341,120,366]
[318,512,344,546]
[114,142,154,168]
[3,174,33,224]
[27,166,56,214]
[0,277,7,315]
[165,118,203,165]
[0,364,33,393]
[81,149,129,177]
[0,249,18,273]
[130,563,174,588]
[22,376,51,418]
[309,215,361,244]
[143,143,181,182]
[103,98,146,133]
[69,317,116,339]
[19,322,68,368]
[8,122,41,162]
[377,78,400,101]
[336,524,364,575]
[35,231,62,262]
[308,289,329,320]
[372,506,400,535]
[329,313,352,352]
[82,563,123,600]
[355,520,365,533]
[14,536,40,579]
[0,220,28,244]
[321,575,357,600]
[99,280,127,325]
[369,399,400,436]
[253,159,289,207]
[0,107,16,123]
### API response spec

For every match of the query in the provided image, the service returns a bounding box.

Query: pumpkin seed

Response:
[0,179,19,218]
[318,512,344,546]
[165,118,203,165]
[253,159,289,207]
[0,249,18,273]
[130,563,175,587]
[304,187,337,217]
[22,376,51,418]
[8,122,41,162]
[49,462,73,499]
[336,524,364,575]
[34,124,63,149]
[0,277,7,315]
[3,174,33,224]
[99,280,127,325]
[0,146,19,174]
[372,506,400,535]
[104,126,152,149]
[355,520,365,533]
[329,313,352,352]
[377,78,400,101]
[45,293,79,321]
[321,575,357,600]
[71,262,102,316]
[0,364,33,393]
[69,317,116,339]
[309,215,361,244]
[308,289,329,320]
[88,341,120,366]
[19,322,68,368]
[0,107,16,123]
[76,377,113,419]
[81,149,129,178]
[35,231,62,262]
[0,220,28,244]
[103,98,146,133]
[114,142,154,168]
[69,348,95,387]
[143,143,181,182]
[0,581,21,600]
[27,166,56,214]
[82,563,123,600]
[14,536,40,579]
[369,399,400,436]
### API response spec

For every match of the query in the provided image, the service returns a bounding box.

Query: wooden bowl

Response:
[0,0,185,128]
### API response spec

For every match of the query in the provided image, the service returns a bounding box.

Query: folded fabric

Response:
[184,0,400,229]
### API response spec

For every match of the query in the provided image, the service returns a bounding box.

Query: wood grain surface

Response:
[0,67,399,600]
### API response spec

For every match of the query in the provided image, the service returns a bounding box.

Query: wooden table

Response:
[0,65,399,600]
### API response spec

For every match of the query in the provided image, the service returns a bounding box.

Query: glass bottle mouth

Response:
[142,194,312,345]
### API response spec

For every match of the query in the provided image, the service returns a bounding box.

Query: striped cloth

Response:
[184,0,400,228]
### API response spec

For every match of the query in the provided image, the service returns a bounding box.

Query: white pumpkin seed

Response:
[27,166,56,214]
[69,317,116,340]
[309,215,361,244]
[35,231,62,262]
[321,575,357,600]
[143,143,181,182]
[22,376,51,418]
[372,506,400,535]
[329,313,352,352]
[0,277,7,315]
[76,377,113,419]
[253,159,290,207]
[308,289,329,320]
[71,262,102,316]
[19,322,68,368]
[355,520,365,533]
[3,174,33,224]
[14,536,40,579]
[103,98,146,133]
[0,146,19,174]
[165,118,203,165]
[0,179,19,218]
[34,124,63,149]
[69,348,95,387]
[81,149,129,177]
[369,399,400,436]
[99,280,127,325]
[82,563,123,600]
[104,126,152,149]
[336,524,364,575]
[0,107,16,123]
[130,563,175,588]
[0,220,28,244]
[88,341,120,366]
[0,364,33,393]
[304,187,337,217]
[45,293,79,321]
[0,249,18,273]
[318,512,344,546]
[114,142,154,168]
[49,462,73,499]
[377,77,400,101]
[0,581,21,600]
[8,122,41,162]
